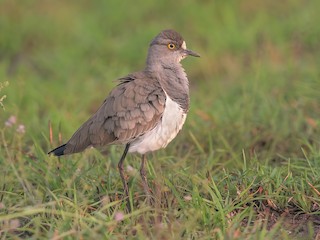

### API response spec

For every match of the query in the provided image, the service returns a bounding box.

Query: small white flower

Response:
[114,211,125,222]
[5,115,17,127]
[126,165,135,172]
[9,219,20,229]
[16,124,25,134]
[184,195,192,201]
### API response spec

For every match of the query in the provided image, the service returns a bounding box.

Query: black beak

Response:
[183,49,200,57]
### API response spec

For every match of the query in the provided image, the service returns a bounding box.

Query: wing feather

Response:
[63,72,166,154]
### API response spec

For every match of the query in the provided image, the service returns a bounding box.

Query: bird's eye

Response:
[167,43,175,50]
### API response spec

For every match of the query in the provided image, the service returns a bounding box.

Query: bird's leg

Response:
[118,144,131,211]
[140,154,151,204]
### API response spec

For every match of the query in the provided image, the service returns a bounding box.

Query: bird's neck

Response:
[145,57,179,70]
[145,60,190,113]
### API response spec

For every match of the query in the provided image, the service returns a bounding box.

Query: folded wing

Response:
[63,72,166,154]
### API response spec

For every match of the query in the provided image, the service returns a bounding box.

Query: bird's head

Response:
[146,29,200,67]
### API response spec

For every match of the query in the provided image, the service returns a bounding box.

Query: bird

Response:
[48,29,200,209]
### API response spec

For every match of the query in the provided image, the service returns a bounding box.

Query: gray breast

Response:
[158,63,190,113]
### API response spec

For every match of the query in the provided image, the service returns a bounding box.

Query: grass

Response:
[1,0,320,239]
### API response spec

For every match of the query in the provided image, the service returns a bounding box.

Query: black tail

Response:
[48,144,67,156]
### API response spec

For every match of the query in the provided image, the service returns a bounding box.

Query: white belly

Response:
[129,96,187,154]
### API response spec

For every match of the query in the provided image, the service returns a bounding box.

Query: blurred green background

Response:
[1,0,319,157]
[1,0,320,238]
